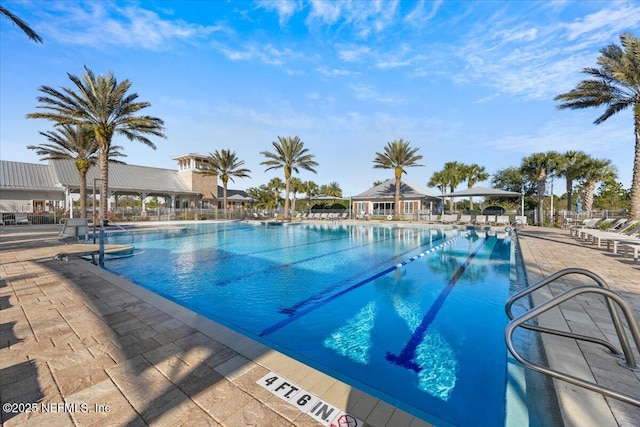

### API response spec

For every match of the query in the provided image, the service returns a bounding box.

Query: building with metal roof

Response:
[0,154,250,214]
[351,178,441,219]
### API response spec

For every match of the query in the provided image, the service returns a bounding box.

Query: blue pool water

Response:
[103,222,513,427]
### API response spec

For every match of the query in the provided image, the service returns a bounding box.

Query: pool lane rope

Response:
[259,231,470,337]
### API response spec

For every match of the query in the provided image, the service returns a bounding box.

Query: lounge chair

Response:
[475,215,487,226]
[486,215,497,225]
[514,216,527,228]
[579,219,630,242]
[570,218,603,237]
[495,215,510,226]
[14,213,30,225]
[58,218,89,240]
[458,214,472,224]
[620,242,640,261]
[581,221,639,247]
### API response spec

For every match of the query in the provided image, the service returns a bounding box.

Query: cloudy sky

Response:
[1,0,639,197]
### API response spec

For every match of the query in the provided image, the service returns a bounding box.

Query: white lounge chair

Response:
[59,218,89,240]
[458,214,472,224]
[620,242,640,261]
[475,215,487,226]
[570,218,602,237]
[495,215,510,226]
[14,213,30,225]
[514,216,527,228]
[582,221,639,247]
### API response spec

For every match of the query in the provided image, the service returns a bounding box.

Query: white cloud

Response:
[37,1,223,50]
[216,42,302,66]
[404,0,443,28]
[449,2,640,100]
[350,84,402,104]
[336,44,371,62]
[255,0,303,26]
[316,67,352,77]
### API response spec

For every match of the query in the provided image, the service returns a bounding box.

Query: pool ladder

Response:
[504,267,640,407]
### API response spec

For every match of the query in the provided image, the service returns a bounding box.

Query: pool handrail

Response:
[505,267,632,360]
[505,285,640,407]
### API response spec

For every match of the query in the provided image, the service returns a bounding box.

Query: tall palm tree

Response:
[555,32,640,220]
[557,150,591,210]
[267,177,285,210]
[581,158,618,212]
[440,161,465,212]
[261,136,318,220]
[27,66,165,221]
[373,139,423,220]
[427,170,448,213]
[521,151,561,225]
[289,177,304,215]
[1,6,42,43]
[461,163,489,211]
[321,182,343,197]
[27,124,125,218]
[303,180,318,212]
[204,149,251,218]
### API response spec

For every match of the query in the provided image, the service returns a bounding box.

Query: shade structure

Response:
[441,186,522,198]
[441,186,525,216]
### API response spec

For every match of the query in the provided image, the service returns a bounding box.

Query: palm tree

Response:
[461,163,489,211]
[321,182,343,197]
[521,151,561,225]
[204,149,251,218]
[27,66,165,221]
[557,151,591,210]
[373,139,423,220]
[27,124,125,218]
[555,32,640,220]
[581,158,618,212]
[303,180,318,212]
[1,6,42,43]
[261,136,318,220]
[289,177,304,215]
[440,161,465,212]
[267,177,285,209]
[427,170,448,214]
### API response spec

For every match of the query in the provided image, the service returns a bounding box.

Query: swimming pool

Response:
[103,222,514,426]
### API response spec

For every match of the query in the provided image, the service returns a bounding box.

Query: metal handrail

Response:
[506,285,640,406]
[506,268,632,360]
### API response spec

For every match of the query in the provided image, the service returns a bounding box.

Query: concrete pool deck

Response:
[0,223,638,426]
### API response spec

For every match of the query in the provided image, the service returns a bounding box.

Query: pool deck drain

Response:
[1,223,638,426]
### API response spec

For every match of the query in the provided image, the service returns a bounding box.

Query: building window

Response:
[404,201,414,214]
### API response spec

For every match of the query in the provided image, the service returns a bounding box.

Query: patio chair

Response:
[475,215,487,226]
[495,215,510,226]
[582,221,639,248]
[14,213,30,225]
[514,216,528,228]
[570,218,603,237]
[486,215,497,225]
[458,214,472,224]
[58,218,89,240]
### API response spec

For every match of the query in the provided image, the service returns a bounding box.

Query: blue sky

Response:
[1,0,639,197]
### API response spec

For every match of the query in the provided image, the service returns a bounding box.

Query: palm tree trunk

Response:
[566,180,573,211]
[629,103,640,220]
[394,168,401,220]
[99,146,109,224]
[536,173,546,225]
[584,180,596,212]
[79,172,87,219]
[284,171,291,220]
[223,181,228,219]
